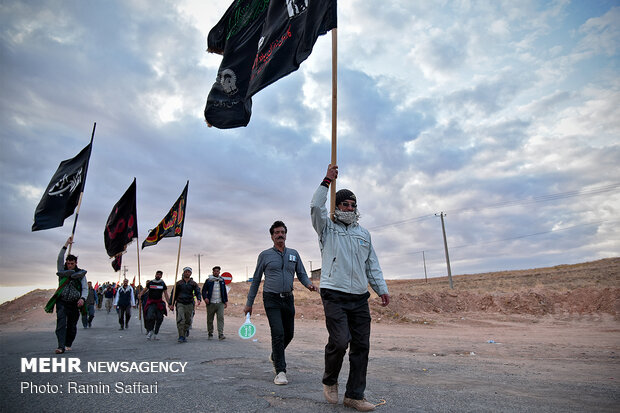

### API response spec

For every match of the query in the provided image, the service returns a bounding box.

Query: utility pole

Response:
[435,212,454,289]
[195,254,203,284]
[422,251,428,283]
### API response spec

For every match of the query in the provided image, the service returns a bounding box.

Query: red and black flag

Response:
[142,181,189,249]
[247,0,337,97]
[204,0,270,129]
[104,179,138,271]
[32,143,92,231]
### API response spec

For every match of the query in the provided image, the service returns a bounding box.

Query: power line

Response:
[382,219,618,258]
[370,182,620,231]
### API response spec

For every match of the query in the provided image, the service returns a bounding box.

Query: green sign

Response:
[238,314,256,339]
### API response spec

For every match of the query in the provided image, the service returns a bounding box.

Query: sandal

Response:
[55,348,65,354]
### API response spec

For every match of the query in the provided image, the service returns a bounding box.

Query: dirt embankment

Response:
[1,257,618,326]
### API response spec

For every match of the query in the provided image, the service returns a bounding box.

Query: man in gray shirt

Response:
[244,220,317,386]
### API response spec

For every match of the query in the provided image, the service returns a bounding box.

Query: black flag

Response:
[142,181,189,249]
[247,0,337,97]
[32,143,92,231]
[204,0,270,129]
[104,179,138,262]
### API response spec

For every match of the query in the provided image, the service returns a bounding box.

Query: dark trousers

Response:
[55,299,80,349]
[263,292,295,374]
[321,289,371,400]
[118,305,131,327]
[81,304,95,327]
[144,302,165,334]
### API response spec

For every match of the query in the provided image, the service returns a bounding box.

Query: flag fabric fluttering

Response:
[204,0,337,129]
[32,143,92,231]
[204,0,271,129]
[246,0,337,97]
[104,179,138,271]
[142,182,189,249]
[112,255,122,272]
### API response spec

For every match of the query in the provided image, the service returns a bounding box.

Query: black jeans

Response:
[144,302,165,334]
[263,292,295,374]
[118,305,131,327]
[55,299,80,349]
[81,304,95,327]
[320,288,371,400]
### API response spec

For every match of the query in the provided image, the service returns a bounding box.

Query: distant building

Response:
[311,268,321,281]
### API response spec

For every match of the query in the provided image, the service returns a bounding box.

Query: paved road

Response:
[0,309,617,412]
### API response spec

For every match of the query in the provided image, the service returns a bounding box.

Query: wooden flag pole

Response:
[170,236,183,310]
[68,122,96,255]
[330,28,338,221]
[136,241,143,329]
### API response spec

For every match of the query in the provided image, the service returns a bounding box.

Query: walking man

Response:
[169,267,201,343]
[244,221,317,385]
[44,236,88,354]
[114,278,136,330]
[311,164,390,412]
[103,285,114,313]
[203,266,228,340]
[81,281,98,328]
[140,270,170,340]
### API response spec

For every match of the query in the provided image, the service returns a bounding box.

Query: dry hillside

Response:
[1,257,618,326]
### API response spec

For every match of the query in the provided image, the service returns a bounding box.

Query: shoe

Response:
[153,334,159,340]
[343,397,375,411]
[323,383,339,404]
[218,335,226,340]
[178,336,186,343]
[119,326,124,330]
[64,346,72,351]
[208,334,213,340]
[273,372,288,385]
[55,348,65,354]
[125,324,129,329]
[88,322,92,328]
[185,329,190,337]
[146,331,153,340]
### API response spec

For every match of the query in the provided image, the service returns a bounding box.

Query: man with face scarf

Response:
[311,164,390,412]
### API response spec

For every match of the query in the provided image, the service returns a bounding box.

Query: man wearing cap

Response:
[311,164,390,412]
[244,220,317,386]
[169,267,201,343]
[202,266,228,340]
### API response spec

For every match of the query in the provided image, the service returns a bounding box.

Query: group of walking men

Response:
[49,164,389,412]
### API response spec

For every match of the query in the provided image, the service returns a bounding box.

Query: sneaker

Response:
[343,397,375,412]
[153,334,159,340]
[178,336,186,343]
[64,346,72,351]
[119,326,124,330]
[185,329,190,337]
[146,331,153,340]
[208,334,213,340]
[218,335,226,340]
[273,372,288,385]
[323,383,339,404]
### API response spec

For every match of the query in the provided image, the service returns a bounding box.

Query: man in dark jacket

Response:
[45,236,88,354]
[114,278,136,330]
[81,281,98,328]
[202,266,228,340]
[169,267,201,343]
[141,270,170,341]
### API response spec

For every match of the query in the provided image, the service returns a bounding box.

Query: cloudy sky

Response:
[1,0,618,303]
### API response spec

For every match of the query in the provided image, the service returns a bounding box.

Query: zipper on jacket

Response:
[328,257,336,277]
